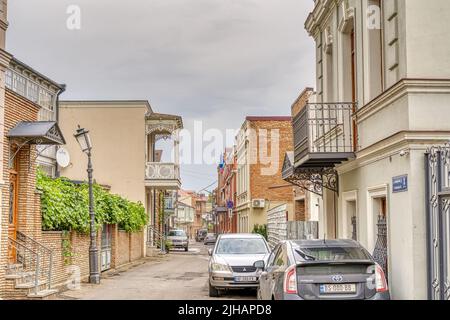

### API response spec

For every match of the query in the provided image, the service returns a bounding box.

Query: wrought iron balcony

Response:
[293,102,356,168]
[145,162,181,189]
[164,196,176,211]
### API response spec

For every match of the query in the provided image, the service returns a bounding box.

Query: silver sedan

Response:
[208,233,270,297]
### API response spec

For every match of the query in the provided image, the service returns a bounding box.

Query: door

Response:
[426,147,450,300]
[101,224,112,271]
[259,245,279,300]
[8,157,19,263]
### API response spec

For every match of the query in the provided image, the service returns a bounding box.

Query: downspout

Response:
[424,151,432,300]
[55,84,66,178]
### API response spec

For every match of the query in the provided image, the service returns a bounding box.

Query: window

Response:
[13,73,27,96]
[267,245,280,268]
[216,238,268,255]
[6,68,56,114]
[27,81,39,103]
[274,246,287,267]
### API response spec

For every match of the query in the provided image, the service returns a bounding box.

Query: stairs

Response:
[6,232,58,300]
[5,264,58,299]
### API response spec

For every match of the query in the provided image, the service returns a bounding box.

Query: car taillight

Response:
[375,264,388,293]
[284,265,297,294]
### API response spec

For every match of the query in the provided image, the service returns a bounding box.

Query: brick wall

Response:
[117,230,130,266]
[249,119,294,202]
[291,88,314,117]
[40,228,144,290]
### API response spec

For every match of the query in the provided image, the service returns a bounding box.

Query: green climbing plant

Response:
[37,169,148,233]
[252,224,268,240]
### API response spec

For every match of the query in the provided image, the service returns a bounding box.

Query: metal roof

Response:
[7,121,66,145]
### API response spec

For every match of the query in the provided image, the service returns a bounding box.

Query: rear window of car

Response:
[168,230,186,237]
[216,238,268,255]
[293,246,371,262]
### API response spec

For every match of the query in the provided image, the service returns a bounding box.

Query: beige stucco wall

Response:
[335,140,444,300]
[58,102,148,205]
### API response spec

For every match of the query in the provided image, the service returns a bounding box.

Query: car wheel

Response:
[209,282,219,297]
[185,247,189,252]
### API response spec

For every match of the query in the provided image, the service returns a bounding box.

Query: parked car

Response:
[167,229,189,252]
[196,229,208,242]
[208,233,270,297]
[204,233,217,245]
[255,239,390,300]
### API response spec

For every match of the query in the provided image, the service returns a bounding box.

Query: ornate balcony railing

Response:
[293,102,356,167]
[145,162,180,180]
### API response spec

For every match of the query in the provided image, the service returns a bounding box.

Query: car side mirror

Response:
[208,249,213,256]
[254,260,265,270]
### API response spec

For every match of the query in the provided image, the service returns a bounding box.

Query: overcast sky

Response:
[7,0,315,193]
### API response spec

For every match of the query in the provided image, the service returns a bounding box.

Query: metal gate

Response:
[101,224,112,271]
[426,146,450,300]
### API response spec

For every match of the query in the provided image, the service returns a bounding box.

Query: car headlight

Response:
[211,262,232,273]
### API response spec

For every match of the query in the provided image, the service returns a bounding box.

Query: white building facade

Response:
[294,0,450,300]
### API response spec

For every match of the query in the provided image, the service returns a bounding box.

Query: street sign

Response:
[392,175,408,193]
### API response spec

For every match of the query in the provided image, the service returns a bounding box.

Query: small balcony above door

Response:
[283,102,357,196]
[145,162,181,189]
[293,102,356,168]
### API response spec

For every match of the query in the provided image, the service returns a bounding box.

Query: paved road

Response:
[57,242,256,300]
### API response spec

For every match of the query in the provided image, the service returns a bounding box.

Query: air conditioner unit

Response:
[252,199,266,209]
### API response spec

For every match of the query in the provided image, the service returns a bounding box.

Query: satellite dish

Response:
[56,147,71,168]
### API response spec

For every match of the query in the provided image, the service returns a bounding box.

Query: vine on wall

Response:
[37,169,148,234]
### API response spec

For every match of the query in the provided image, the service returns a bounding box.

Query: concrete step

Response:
[27,289,59,300]
[5,271,35,280]
[6,263,24,273]
[15,280,47,289]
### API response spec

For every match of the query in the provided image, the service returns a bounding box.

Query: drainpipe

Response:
[425,151,432,300]
[55,84,66,178]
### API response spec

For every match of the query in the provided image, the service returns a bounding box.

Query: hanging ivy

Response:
[37,169,147,233]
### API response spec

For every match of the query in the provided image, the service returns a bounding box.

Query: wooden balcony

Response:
[293,102,356,168]
[145,162,181,189]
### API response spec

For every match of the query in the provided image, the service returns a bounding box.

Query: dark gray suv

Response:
[255,239,390,300]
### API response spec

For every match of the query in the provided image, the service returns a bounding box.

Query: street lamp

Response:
[74,125,100,284]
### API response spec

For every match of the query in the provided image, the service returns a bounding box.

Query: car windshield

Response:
[215,238,268,255]
[293,246,371,262]
[168,230,186,237]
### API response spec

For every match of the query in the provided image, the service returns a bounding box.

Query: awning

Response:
[7,121,66,145]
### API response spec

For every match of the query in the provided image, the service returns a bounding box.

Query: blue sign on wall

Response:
[393,175,408,193]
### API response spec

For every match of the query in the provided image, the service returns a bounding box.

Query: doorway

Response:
[8,154,19,263]
[101,224,112,271]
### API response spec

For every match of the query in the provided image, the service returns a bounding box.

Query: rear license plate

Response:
[234,276,257,282]
[320,284,356,294]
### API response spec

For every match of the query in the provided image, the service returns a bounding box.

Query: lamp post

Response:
[74,125,100,284]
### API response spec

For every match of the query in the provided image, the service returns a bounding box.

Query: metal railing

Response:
[147,225,167,252]
[293,102,356,164]
[373,216,388,281]
[145,162,180,180]
[7,237,42,295]
[14,232,53,291]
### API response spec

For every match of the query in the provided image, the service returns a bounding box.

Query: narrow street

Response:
[57,242,256,300]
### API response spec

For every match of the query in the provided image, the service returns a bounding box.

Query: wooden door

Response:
[8,157,19,263]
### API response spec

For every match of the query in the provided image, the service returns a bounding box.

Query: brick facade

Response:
[0,89,145,298]
[249,119,293,202]
[0,89,40,297]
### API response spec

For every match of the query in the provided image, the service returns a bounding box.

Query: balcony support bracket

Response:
[284,167,339,197]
